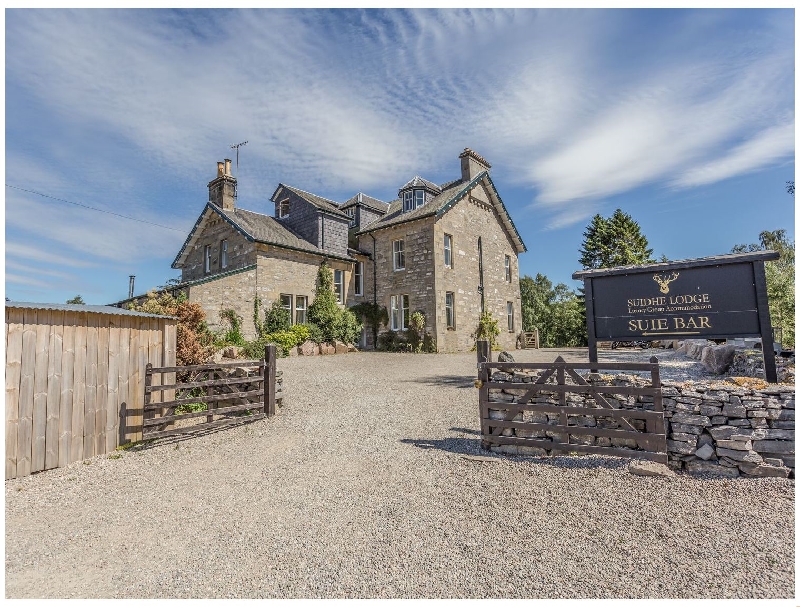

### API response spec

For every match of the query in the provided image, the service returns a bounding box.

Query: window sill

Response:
[394,268,405,272]
[447,327,456,331]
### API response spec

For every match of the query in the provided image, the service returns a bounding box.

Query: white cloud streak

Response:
[5,7,794,244]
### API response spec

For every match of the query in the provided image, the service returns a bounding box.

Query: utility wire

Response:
[5,184,184,232]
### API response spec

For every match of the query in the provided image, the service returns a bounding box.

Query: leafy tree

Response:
[66,295,85,304]
[471,311,501,349]
[127,291,214,368]
[308,261,341,341]
[732,229,795,348]
[307,261,363,344]
[787,181,794,197]
[350,301,388,347]
[579,209,654,270]
[520,274,586,347]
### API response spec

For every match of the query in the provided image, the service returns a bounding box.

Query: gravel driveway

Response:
[5,349,794,599]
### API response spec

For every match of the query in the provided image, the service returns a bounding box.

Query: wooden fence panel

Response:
[59,319,75,468]
[95,320,110,456]
[117,326,130,445]
[71,314,88,464]
[128,323,142,443]
[17,310,37,478]
[5,308,24,479]
[162,322,176,432]
[105,325,120,454]
[83,313,99,459]
[45,311,64,470]
[31,309,51,473]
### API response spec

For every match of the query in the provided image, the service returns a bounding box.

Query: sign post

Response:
[573,251,780,383]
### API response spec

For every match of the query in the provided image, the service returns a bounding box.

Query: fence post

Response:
[142,363,152,441]
[477,339,491,366]
[264,344,277,417]
[476,339,491,449]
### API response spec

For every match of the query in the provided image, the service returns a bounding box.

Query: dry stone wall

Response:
[485,370,794,479]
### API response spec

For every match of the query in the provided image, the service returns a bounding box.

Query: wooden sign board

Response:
[572,251,780,383]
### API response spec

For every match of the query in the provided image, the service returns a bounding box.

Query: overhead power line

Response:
[5,184,184,232]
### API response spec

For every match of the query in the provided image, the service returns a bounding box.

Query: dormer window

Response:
[345,208,356,227]
[277,198,290,218]
[402,189,426,213]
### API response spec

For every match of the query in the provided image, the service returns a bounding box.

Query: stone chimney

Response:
[459,148,491,182]
[208,158,237,210]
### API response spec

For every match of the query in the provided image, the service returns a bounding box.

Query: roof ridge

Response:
[282,183,341,207]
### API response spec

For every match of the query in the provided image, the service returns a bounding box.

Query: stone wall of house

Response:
[186,267,258,336]
[181,213,255,282]
[484,372,794,479]
[435,183,521,352]
[255,244,353,337]
[363,217,438,344]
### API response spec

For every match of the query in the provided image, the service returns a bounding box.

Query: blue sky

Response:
[4,8,795,304]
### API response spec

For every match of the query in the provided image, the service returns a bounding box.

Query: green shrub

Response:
[472,311,501,349]
[219,309,246,347]
[253,296,291,337]
[305,322,325,344]
[307,261,363,344]
[377,329,408,352]
[242,337,280,359]
[289,323,312,344]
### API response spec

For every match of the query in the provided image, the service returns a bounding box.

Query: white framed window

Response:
[444,234,452,268]
[507,301,514,332]
[403,191,414,213]
[354,261,363,296]
[334,269,344,303]
[280,294,293,324]
[346,208,356,227]
[393,239,405,270]
[445,292,455,329]
[204,245,211,274]
[414,189,425,208]
[295,296,307,324]
[505,255,511,282]
[220,239,228,269]
[277,198,290,218]
[390,294,409,330]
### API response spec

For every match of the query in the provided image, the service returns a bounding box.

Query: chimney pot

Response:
[224,158,232,176]
[217,161,224,177]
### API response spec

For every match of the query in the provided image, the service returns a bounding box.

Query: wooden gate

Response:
[477,350,666,463]
[140,345,281,440]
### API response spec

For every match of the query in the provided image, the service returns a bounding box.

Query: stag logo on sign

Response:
[653,271,679,294]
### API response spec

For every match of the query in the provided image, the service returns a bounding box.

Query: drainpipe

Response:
[370,233,377,304]
[477,237,485,313]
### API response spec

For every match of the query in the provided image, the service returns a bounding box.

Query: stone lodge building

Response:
[169,150,526,352]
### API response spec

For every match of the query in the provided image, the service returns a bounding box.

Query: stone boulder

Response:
[629,461,676,478]
[700,344,736,374]
[334,341,349,354]
[222,346,240,359]
[684,339,714,360]
[498,351,515,363]
[320,342,336,355]
[298,340,319,356]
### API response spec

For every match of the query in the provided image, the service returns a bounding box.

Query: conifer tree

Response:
[578,209,654,269]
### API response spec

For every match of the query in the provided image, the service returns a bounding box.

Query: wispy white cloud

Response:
[672,121,795,188]
[4,8,794,302]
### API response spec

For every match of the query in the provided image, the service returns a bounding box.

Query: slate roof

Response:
[171,202,354,269]
[358,172,527,254]
[340,192,390,214]
[271,184,350,219]
[6,301,176,319]
[398,175,441,194]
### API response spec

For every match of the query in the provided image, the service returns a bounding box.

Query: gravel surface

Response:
[5,349,794,599]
